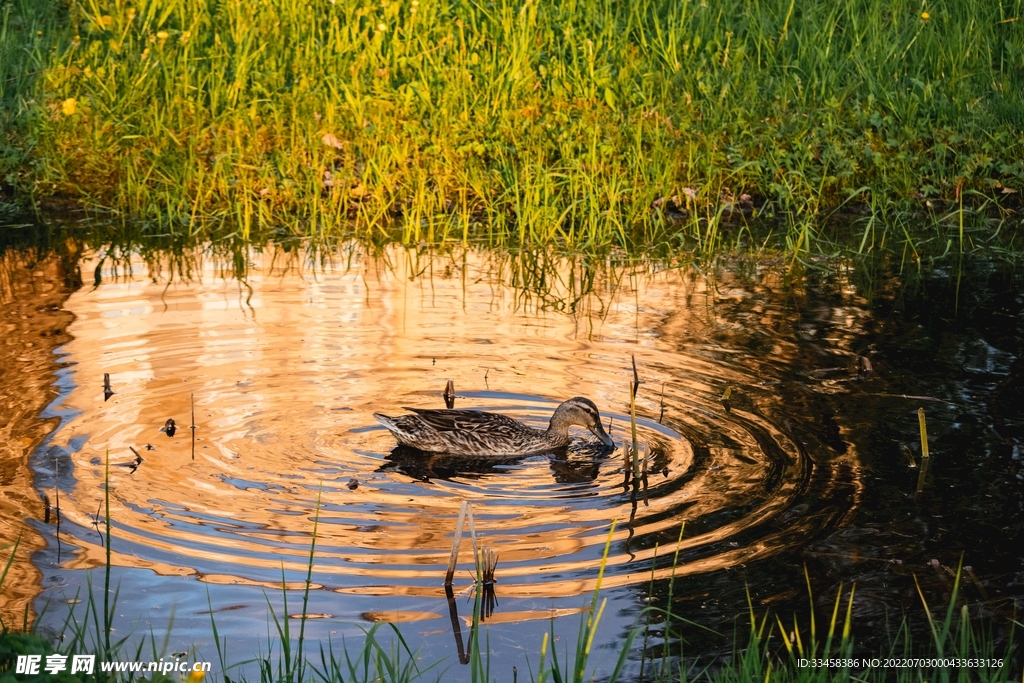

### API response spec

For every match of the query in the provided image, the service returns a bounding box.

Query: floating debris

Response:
[160,418,177,437]
[964,565,989,601]
[112,448,144,474]
[347,478,359,490]
[103,373,115,401]
[128,446,143,474]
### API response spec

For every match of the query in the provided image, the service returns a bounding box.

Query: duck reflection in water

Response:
[380,442,607,484]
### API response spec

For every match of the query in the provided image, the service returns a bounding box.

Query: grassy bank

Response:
[2,541,1018,682]
[1,0,1023,256]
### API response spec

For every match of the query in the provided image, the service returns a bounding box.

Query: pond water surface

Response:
[4,241,1023,678]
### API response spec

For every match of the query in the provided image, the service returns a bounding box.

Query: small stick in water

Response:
[54,455,61,532]
[445,501,469,586]
[481,546,498,585]
[629,356,643,477]
[466,504,479,572]
[92,501,102,535]
[918,408,929,459]
[964,566,989,601]
[190,394,196,461]
[913,408,931,501]
[721,386,732,414]
[443,380,455,409]
[128,446,143,474]
[43,493,51,524]
[629,382,640,479]
[914,453,930,501]
[103,373,115,401]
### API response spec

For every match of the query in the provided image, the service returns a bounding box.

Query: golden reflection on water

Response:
[39,244,860,602]
[0,249,79,625]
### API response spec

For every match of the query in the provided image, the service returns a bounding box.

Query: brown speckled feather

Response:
[403,408,525,433]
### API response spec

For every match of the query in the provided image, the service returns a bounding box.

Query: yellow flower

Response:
[62,98,77,116]
[157,30,169,40]
[99,15,113,28]
[921,11,930,19]
[376,22,386,32]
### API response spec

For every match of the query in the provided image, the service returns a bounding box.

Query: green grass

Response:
[1,0,1022,260]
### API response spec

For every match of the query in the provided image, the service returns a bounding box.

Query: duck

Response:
[374,396,615,456]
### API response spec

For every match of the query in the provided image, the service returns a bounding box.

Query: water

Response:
[3,241,1022,677]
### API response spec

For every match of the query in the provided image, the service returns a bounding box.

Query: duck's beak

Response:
[589,422,615,448]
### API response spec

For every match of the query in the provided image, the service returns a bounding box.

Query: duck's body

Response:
[374,397,614,456]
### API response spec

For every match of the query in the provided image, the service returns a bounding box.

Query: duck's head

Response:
[551,397,614,448]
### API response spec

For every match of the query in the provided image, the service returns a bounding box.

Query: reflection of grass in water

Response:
[2,0,1023,260]
[3,471,1016,683]
[0,226,677,316]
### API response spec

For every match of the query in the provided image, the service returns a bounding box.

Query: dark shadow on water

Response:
[378,442,610,485]
[626,259,1024,673]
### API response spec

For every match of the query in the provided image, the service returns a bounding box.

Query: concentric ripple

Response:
[42,246,857,601]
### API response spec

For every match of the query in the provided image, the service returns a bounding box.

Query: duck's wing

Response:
[402,408,524,434]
